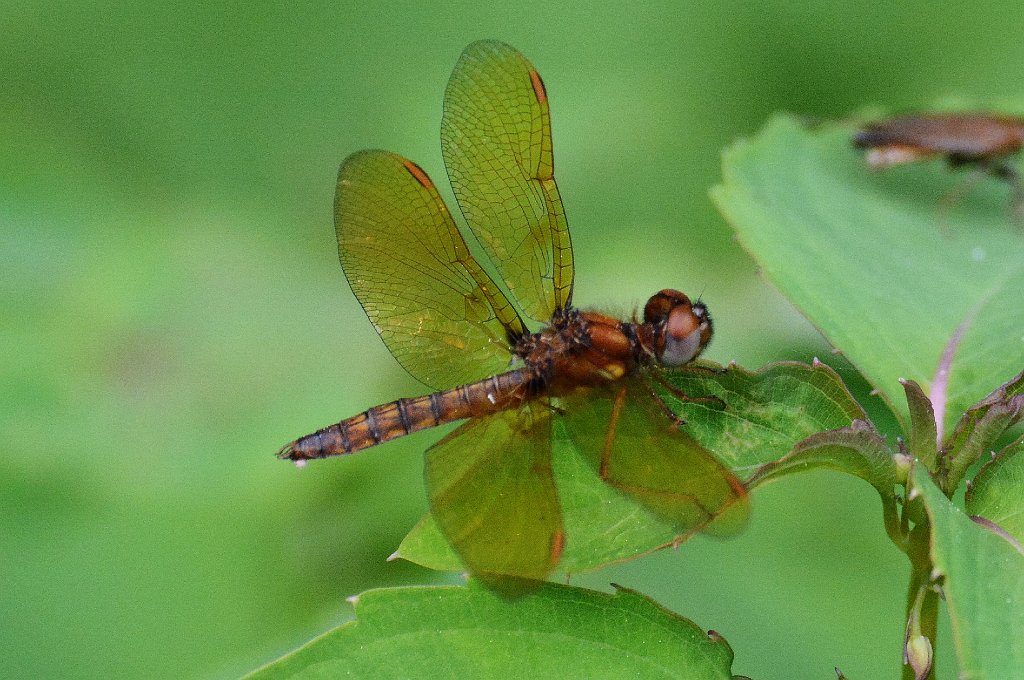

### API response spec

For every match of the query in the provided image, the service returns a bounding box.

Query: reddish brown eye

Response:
[642,290,713,367]
[666,301,699,338]
[660,303,706,366]
[644,289,691,325]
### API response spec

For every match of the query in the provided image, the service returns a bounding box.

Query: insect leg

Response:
[643,381,688,429]
[936,165,989,234]
[649,371,727,412]
[644,372,727,435]
[598,386,627,479]
[989,161,1024,225]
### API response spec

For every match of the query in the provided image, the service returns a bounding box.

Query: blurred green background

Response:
[4,1,1023,678]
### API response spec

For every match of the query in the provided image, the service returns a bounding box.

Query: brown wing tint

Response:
[442,40,574,323]
[424,402,564,583]
[335,150,526,390]
[559,379,749,538]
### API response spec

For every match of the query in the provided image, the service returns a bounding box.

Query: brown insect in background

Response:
[853,113,1024,222]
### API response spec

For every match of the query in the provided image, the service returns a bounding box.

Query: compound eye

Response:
[643,294,671,325]
[644,288,691,324]
[659,302,712,367]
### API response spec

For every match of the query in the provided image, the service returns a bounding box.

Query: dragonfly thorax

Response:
[513,307,593,387]
[511,289,713,395]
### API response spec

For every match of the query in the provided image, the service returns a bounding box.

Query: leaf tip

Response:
[386,550,401,562]
[849,418,874,432]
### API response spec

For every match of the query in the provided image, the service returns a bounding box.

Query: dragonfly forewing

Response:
[442,40,574,322]
[336,150,525,390]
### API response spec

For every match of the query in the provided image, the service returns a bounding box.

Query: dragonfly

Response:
[278,40,748,584]
[853,113,1024,219]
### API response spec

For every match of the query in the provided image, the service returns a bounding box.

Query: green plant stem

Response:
[882,493,908,551]
[902,522,938,680]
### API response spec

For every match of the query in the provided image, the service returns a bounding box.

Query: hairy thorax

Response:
[515,308,640,394]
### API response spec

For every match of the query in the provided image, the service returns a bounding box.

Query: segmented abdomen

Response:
[278,368,533,461]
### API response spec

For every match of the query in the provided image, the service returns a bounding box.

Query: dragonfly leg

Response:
[598,386,628,480]
[649,371,726,412]
[643,382,688,429]
[690,362,728,376]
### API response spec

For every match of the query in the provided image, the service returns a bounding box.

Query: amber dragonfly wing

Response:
[442,40,574,323]
[424,401,563,583]
[335,150,527,390]
[559,379,749,538]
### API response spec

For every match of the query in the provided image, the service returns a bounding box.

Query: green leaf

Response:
[746,419,900,494]
[712,114,1024,436]
[940,369,1024,494]
[247,581,739,680]
[656,359,869,476]
[901,378,939,471]
[912,465,1024,677]
[398,360,868,575]
[746,420,904,545]
[965,436,1024,546]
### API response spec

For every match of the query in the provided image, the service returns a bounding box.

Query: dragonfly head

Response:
[641,289,713,367]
